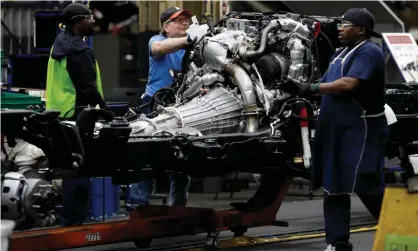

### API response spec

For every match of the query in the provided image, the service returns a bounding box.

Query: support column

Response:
[137,1,166,32]
[138,1,222,32]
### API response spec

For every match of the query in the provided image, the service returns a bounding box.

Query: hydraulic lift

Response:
[8,175,291,251]
[5,78,417,251]
[2,107,304,251]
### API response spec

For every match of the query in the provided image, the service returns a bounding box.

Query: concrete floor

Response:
[227,232,376,251]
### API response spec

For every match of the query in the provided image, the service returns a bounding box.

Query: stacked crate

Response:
[0,92,42,111]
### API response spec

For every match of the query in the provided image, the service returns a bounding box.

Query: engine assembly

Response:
[128,12,326,137]
[1,11,341,229]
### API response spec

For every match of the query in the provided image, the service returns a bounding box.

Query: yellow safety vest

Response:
[45,49,104,118]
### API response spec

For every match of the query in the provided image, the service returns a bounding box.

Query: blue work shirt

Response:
[320,40,385,114]
[145,34,185,97]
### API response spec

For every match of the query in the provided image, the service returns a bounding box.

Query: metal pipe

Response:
[378,0,405,32]
[238,20,281,60]
[17,9,22,54]
[224,63,259,132]
[182,72,225,99]
[26,9,31,54]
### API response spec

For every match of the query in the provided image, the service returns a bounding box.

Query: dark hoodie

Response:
[51,30,107,116]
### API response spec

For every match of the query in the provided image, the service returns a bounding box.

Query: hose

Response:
[238,20,282,60]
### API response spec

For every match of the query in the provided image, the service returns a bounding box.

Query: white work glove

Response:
[186,23,210,43]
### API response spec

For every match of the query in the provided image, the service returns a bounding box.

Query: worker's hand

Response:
[186,36,198,48]
[279,77,314,96]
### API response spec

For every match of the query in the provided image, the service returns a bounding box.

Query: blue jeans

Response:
[127,94,191,207]
[127,173,190,207]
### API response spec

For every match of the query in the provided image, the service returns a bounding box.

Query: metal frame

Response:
[9,173,293,251]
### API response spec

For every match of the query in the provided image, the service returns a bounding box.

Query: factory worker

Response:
[46,2,105,226]
[280,8,387,251]
[127,7,205,209]
[46,3,107,119]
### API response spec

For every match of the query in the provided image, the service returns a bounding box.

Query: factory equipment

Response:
[2,10,418,251]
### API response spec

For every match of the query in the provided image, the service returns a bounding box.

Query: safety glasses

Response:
[70,14,94,21]
[165,17,191,25]
[337,23,357,29]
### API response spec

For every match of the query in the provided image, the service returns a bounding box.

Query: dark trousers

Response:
[127,94,190,207]
[60,177,90,226]
[324,172,384,245]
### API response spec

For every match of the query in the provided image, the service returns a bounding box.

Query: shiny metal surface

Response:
[287,37,307,81]
[202,30,247,68]
[130,87,243,135]
[1,168,57,228]
[128,15,315,135]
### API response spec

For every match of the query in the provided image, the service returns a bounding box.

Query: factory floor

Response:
[224,232,376,251]
[64,185,377,251]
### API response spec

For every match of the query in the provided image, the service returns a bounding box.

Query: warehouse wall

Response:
[136,1,221,32]
[233,1,405,33]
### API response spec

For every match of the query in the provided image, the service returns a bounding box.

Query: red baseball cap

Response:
[160,7,192,24]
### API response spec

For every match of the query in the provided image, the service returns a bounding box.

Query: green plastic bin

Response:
[1,92,43,110]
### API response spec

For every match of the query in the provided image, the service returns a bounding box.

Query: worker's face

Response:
[75,14,96,36]
[337,21,365,46]
[163,14,191,38]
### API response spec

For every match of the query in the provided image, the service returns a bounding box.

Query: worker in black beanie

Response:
[62,2,96,36]
[46,2,107,120]
[46,3,107,227]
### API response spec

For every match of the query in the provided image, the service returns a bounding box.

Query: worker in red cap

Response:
[127,7,205,209]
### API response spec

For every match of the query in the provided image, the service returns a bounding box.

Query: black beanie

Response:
[63,3,91,25]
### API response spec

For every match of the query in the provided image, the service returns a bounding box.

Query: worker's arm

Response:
[315,51,378,94]
[317,77,360,94]
[150,36,188,58]
[66,49,107,109]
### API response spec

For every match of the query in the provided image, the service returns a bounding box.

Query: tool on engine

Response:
[203,13,215,34]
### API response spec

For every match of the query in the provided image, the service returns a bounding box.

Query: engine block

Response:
[126,13,324,137]
[130,87,244,135]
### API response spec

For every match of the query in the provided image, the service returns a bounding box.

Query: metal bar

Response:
[26,9,31,54]
[1,20,25,52]
[33,9,36,49]
[8,8,14,54]
[378,0,406,32]
[17,9,22,54]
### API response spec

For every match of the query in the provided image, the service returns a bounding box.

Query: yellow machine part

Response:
[373,187,418,251]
